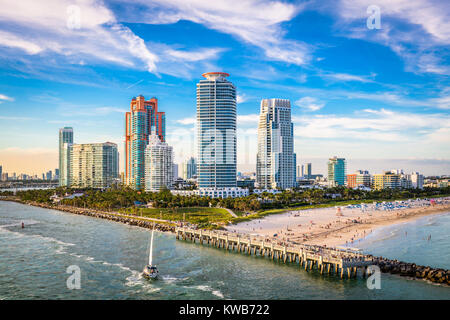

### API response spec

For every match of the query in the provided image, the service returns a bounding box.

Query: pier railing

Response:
[175,227,374,279]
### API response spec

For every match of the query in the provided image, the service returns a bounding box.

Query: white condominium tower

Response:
[58,127,73,187]
[144,133,173,192]
[256,99,296,189]
[197,72,237,188]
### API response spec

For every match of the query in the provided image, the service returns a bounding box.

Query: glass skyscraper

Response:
[58,127,73,187]
[256,99,296,189]
[197,72,237,188]
[125,95,165,190]
[328,156,347,187]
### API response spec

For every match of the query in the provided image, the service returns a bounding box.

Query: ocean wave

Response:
[189,285,225,299]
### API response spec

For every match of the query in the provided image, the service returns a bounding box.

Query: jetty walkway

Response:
[175,227,374,279]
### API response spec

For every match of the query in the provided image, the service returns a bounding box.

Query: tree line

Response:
[2,185,449,213]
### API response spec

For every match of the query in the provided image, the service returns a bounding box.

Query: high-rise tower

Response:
[197,72,237,188]
[59,127,73,187]
[328,156,346,187]
[125,95,165,190]
[256,99,296,189]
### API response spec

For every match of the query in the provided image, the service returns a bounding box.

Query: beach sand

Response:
[226,199,450,248]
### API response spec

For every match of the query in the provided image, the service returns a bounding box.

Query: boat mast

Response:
[149,224,154,266]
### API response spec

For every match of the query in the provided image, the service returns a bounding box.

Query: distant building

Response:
[328,157,346,187]
[411,172,424,189]
[0,165,2,179]
[347,170,371,188]
[46,170,52,181]
[305,163,312,179]
[237,179,255,189]
[296,165,304,178]
[256,98,296,189]
[144,133,173,192]
[1,172,7,181]
[171,187,249,199]
[173,164,179,182]
[59,127,73,186]
[125,95,165,190]
[70,142,119,188]
[346,173,357,188]
[182,157,197,180]
[373,171,401,190]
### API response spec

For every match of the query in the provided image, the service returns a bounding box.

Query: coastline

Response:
[226,199,450,249]
[0,198,177,234]
[308,204,450,248]
[2,197,449,285]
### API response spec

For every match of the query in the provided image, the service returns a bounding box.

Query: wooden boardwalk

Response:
[176,227,375,279]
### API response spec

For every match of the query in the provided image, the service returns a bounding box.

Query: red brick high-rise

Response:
[125,95,165,190]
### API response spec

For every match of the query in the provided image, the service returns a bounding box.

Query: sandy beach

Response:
[226,197,450,248]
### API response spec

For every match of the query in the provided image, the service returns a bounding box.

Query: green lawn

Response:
[119,207,233,228]
[229,199,393,224]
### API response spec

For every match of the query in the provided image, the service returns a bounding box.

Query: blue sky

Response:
[0,0,449,176]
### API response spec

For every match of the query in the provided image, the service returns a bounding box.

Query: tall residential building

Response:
[59,127,73,186]
[144,134,173,192]
[305,163,312,179]
[173,164,179,181]
[328,156,346,187]
[182,157,197,180]
[256,98,296,189]
[70,142,119,189]
[125,95,166,190]
[411,172,424,189]
[296,165,303,179]
[373,171,401,190]
[197,72,237,188]
[0,165,2,179]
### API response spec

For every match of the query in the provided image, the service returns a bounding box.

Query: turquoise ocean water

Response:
[0,201,448,299]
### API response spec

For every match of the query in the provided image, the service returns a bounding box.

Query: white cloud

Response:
[322,72,375,83]
[295,97,325,111]
[0,0,158,72]
[175,117,196,125]
[165,48,224,62]
[114,0,311,66]
[329,0,450,75]
[292,108,450,143]
[0,94,14,103]
[237,94,248,104]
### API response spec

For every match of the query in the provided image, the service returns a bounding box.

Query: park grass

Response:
[229,199,388,224]
[119,207,233,229]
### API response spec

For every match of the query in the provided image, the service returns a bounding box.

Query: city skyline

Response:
[0,1,449,176]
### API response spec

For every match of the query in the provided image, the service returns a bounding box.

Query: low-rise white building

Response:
[171,187,249,198]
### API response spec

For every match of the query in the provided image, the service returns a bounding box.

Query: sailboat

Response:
[142,224,159,280]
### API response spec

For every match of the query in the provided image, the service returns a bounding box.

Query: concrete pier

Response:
[175,227,374,279]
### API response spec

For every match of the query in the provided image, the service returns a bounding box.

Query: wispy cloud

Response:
[295,97,325,111]
[327,0,450,75]
[175,117,196,125]
[113,0,311,66]
[0,0,157,73]
[0,94,14,103]
[321,72,376,83]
